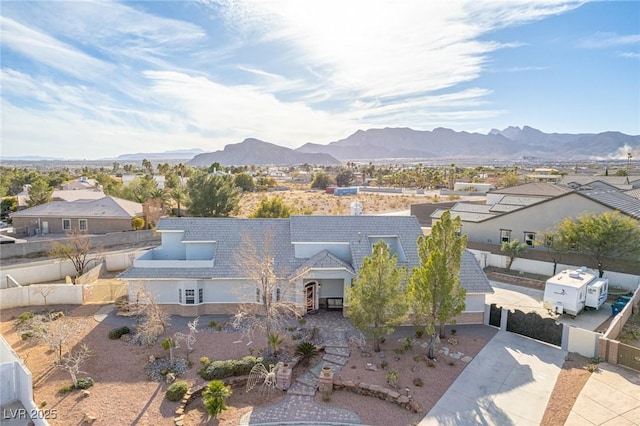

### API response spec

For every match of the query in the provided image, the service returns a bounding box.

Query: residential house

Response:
[121,174,166,189]
[437,185,640,249]
[10,196,144,236]
[118,216,493,323]
[559,175,640,191]
[15,177,104,208]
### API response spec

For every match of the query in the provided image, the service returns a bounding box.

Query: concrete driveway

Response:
[419,331,566,426]
[487,281,613,332]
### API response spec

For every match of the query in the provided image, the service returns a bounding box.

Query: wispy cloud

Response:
[0,16,112,80]
[581,32,640,48]
[4,0,613,158]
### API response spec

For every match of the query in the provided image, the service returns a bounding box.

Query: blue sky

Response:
[1,0,638,159]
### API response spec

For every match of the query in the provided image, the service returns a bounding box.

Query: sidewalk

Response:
[566,362,640,425]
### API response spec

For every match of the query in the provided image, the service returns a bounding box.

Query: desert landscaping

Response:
[0,298,597,426]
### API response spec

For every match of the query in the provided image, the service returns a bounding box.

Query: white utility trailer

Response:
[543,267,608,317]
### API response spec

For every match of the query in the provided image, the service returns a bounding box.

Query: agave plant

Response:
[294,341,319,366]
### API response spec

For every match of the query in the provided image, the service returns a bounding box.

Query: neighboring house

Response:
[52,188,105,202]
[486,182,571,205]
[10,196,144,236]
[559,175,640,190]
[15,177,103,208]
[59,176,99,190]
[438,186,640,248]
[452,182,495,193]
[118,216,493,324]
[121,174,166,189]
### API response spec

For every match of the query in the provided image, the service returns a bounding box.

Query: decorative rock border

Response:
[332,378,422,413]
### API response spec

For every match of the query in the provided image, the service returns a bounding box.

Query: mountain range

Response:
[296,126,639,161]
[187,126,638,166]
[188,138,340,166]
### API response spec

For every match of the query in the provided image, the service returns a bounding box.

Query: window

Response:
[178,289,182,304]
[198,288,203,304]
[524,232,536,247]
[62,219,71,230]
[500,229,511,243]
[185,289,195,305]
[79,219,88,231]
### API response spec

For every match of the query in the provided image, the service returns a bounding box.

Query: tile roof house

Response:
[119,216,493,322]
[10,196,144,236]
[441,186,639,249]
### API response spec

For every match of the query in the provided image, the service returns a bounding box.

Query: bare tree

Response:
[40,317,84,363]
[131,286,171,345]
[49,230,102,279]
[32,285,56,307]
[232,231,299,356]
[58,343,93,387]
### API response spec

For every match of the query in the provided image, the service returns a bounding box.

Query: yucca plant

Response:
[267,333,284,356]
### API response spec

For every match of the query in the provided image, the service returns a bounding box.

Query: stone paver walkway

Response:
[240,311,362,425]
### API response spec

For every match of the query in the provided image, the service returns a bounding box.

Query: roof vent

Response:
[569,272,582,279]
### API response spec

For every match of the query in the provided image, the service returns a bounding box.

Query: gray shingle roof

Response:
[292,249,356,278]
[11,196,142,218]
[120,216,493,293]
[460,250,494,294]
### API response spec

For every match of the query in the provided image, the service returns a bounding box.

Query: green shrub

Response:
[199,356,278,380]
[166,380,189,402]
[415,328,424,339]
[18,312,34,323]
[208,320,217,328]
[21,332,34,340]
[58,384,74,395]
[108,326,130,340]
[202,380,232,418]
[294,341,319,366]
[200,356,211,367]
[386,370,398,387]
[74,378,94,390]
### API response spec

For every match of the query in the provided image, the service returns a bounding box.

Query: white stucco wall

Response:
[185,243,215,260]
[293,243,351,262]
[154,232,185,259]
[465,293,486,312]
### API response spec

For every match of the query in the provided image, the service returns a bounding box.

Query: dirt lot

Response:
[235,188,446,217]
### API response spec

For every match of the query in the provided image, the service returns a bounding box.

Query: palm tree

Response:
[170,187,188,217]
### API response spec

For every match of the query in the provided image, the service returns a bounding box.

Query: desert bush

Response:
[380,359,389,369]
[203,380,232,418]
[166,380,189,402]
[18,312,34,324]
[208,320,217,328]
[413,377,423,387]
[74,377,94,390]
[108,326,131,340]
[200,356,211,367]
[199,356,277,380]
[386,369,399,388]
[58,384,74,395]
[415,328,424,339]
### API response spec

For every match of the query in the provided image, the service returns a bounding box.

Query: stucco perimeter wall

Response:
[0,335,48,425]
[0,230,159,260]
[0,284,83,309]
[469,249,640,292]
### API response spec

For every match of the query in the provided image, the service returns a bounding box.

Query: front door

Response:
[305,283,317,313]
